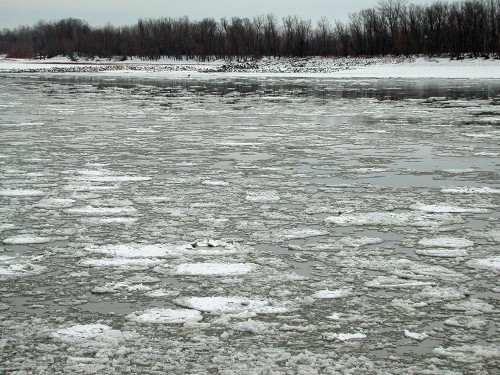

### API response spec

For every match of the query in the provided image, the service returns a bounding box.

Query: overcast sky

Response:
[1,0,450,29]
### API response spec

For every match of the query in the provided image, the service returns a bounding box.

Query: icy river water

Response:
[0,74,499,374]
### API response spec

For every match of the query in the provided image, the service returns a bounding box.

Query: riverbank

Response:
[1,55,499,79]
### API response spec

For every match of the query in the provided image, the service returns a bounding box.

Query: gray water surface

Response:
[1,75,499,374]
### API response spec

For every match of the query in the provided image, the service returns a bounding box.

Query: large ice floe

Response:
[1,68,499,374]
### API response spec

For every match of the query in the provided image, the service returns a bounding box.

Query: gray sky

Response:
[1,0,447,29]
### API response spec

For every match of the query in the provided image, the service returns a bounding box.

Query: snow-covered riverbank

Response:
[1,55,499,79]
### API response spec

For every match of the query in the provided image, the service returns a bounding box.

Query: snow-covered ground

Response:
[1,55,499,79]
[0,67,499,374]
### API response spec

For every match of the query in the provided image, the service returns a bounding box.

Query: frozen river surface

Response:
[0,74,499,374]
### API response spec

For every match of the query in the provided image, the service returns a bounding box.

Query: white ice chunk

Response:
[415,249,469,258]
[175,262,255,276]
[246,191,280,202]
[279,228,328,239]
[404,330,429,341]
[175,296,288,316]
[325,211,460,227]
[3,235,52,245]
[0,224,15,233]
[324,332,367,341]
[80,217,138,224]
[51,324,125,343]
[340,236,384,247]
[76,170,151,182]
[202,180,229,186]
[127,308,202,324]
[444,316,488,329]
[444,299,496,314]
[433,345,500,363]
[85,243,186,258]
[466,256,500,273]
[418,237,473,248]
[312,289,352,299]
[0,189,44,197]
[441,186,500,194]
[36,197,76,208]
[0,256,46,277]
[66,205,137,216]
[78,258,162,268]
[365,276,435,289]
[412,203,488,213]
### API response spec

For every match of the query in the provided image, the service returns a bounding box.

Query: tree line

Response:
[0,0,498,60]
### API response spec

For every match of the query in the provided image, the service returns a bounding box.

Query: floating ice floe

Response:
[411,203,488,213]
[85,243,187,258]
[3,235,52,245]
[279,228,328,239]
[75,170,151,182]
[92,281,151,294]
[36,197,76,208]
[339,236,384,247]
[466,256,500,273]
[415,286,465,303]
[415,249,469,258]
[444,316,488,329]
[127,308,202,324]
[66,205,137,216]
[311,289,352,299]
[202,180,229,186]
[175,296,289,316]
[433,345,500,363]
[441,186,500,194]
[81,217,138,225]
[0,188,44,197]
[418,237,473,248]
[0,255,46,277]
[0,224,15,233]
[324,332,367,341]
[246,191,280,202]
[404,330,429,341]
[175,262,255,276]
[325,211,461,227]
[51,324,126,343]
[443,299,496,315]
[78,258,162,268]
[365,276,435,289]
